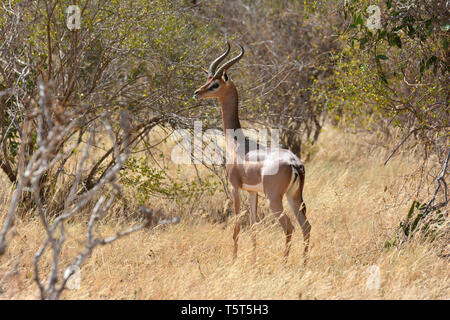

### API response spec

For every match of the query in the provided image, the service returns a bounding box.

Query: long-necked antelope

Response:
[194,42,311,262]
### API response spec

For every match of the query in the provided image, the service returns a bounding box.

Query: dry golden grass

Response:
[0,125,448,299]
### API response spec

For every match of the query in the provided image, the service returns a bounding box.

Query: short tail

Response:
[291,164,305,191]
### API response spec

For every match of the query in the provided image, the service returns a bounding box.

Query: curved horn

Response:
[213,44,244,79]
[208,41,231,76]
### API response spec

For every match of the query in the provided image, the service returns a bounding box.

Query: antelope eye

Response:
[209,82,219,90]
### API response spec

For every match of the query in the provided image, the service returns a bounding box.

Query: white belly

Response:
[241,182,264,193]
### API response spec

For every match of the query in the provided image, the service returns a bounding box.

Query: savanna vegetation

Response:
[0,0,448,299]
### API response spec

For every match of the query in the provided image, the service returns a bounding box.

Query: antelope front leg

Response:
[232,187,241,262]
[249,191,258,263]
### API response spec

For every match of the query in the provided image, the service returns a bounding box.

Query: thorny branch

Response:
[0,80,178,299]
[423,149,450,216]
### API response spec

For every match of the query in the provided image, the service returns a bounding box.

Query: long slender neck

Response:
[218,83,249,160]
[218,83,241,133]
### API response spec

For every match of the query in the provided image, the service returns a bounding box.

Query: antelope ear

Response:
[223,72,229,82]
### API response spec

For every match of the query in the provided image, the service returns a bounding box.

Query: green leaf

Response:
[378,30,387,40]
[376,54,388,60]
[355,14,363,27]
[411,213,423,232]
[443,37,449,52]
[426,19,434,35]
[379,72,388,84]
[407,201,416,220]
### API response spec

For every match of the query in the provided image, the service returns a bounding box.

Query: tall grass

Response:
[0,125,448,299]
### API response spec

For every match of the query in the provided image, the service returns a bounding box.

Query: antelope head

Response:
[193,41,244,100]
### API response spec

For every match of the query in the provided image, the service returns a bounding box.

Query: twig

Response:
[423,149,450,216]
[384,128,418,166]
